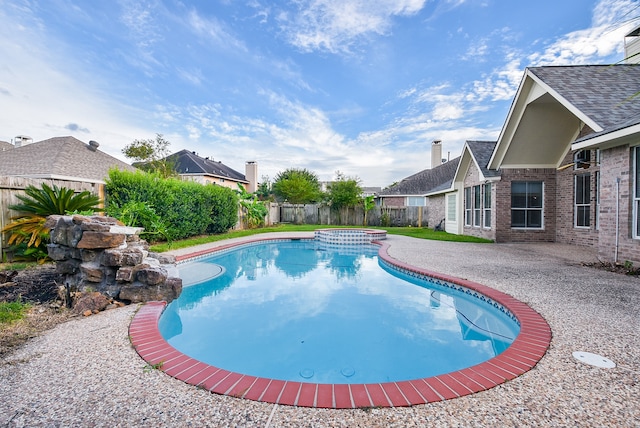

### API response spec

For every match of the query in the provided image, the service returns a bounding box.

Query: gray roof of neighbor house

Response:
[169,149,248,183]
[0,141,12,152]
[466,140,500,178]
[0,136,136,182]
[529,65,640,139]
[378,157,460,196]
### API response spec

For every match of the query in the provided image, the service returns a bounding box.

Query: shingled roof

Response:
[0,136,136,182]
[466,141,499,178]
[378,157,460,196]
[529,65,640,136]
[169,149,248,183]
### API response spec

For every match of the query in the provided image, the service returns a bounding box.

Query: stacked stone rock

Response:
[45,215,182,310]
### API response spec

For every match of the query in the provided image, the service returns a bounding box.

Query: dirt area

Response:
[582,260,640,276]
[0,264,72,358]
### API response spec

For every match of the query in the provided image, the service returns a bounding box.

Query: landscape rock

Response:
[74,291,110,315]
[46,215,183,309]
[77,232,126,249]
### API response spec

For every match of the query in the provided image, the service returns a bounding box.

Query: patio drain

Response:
[572,351,616,368]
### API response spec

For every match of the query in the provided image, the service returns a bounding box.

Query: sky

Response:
[1,0,639,187]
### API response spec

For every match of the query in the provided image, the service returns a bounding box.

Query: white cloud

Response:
[529,0,640,65]
[186,9,248,53]
[278,0,428,54]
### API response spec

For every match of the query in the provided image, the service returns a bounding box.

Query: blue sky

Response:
[1,0,639,187]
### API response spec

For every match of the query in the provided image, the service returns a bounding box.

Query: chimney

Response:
[431,140,442,169]
[245,161,258,193]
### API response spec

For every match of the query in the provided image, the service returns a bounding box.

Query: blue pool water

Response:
[159,240,520,384]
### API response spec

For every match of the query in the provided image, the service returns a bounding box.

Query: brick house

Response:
[167,149,257,192]
[446,65,640,264]
[377,141,460,229]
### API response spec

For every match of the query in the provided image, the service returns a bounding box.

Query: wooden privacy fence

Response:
[0,176,104,260]
[272,203,427,227]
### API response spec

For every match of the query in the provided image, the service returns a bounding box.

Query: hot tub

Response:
[313,228,387,245]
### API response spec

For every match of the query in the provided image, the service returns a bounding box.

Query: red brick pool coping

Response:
[129,237,551,408]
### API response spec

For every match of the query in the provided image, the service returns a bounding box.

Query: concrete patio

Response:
[1,233,638,427]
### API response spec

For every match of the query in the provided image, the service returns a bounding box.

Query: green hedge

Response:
[105,169,238,240]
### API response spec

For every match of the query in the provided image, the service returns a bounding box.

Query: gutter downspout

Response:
[615,177,620,264]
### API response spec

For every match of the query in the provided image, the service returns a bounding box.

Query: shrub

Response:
[1,183,101,261]
[106,169,238,240]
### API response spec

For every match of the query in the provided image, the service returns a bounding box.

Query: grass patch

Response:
[150,224,492,252]
[0,301,30,324]
[0,262,36,271]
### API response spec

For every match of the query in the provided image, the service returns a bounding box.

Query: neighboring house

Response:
[362,187,381,198]
[168,149,255,192]
[378,143,460,229]
[443,64,640,264]
[0,136,136,183]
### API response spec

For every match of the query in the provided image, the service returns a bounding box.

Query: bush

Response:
[106,170,238,240]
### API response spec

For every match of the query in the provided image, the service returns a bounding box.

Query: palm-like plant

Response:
[2,183,102,249]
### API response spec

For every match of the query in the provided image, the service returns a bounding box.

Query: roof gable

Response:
[170,150,247,182]
[454,140,500,186]
[379,157,460,197]
[489,65,640,170]
[0,136,136,182]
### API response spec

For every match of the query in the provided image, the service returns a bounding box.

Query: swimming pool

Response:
[129,236,551,408]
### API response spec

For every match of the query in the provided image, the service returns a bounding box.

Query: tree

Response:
[236,184,269,228]
[122,133,175,178]
[361,195,376,226]
[256,175,273,201]
[272,168,322,204]
[1,183,102,260]
[326,172,362,225]
[327,172,362,211]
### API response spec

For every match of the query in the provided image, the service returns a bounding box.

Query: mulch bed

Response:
[0,264,72,358]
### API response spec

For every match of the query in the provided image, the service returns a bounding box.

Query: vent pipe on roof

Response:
[88,140,99,151]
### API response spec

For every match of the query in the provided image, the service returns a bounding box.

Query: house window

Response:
[575,173,591,228]
[634,147,640,238]
[511,181,543,228]
[407,196,426,206]
[447,194,456,221]
[574,150,591,169]
[464,187,472,226]
[483,183,492,228]
[473,185,481,227]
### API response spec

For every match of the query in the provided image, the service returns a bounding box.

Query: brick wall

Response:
[426,194,445,229]
[381,197,405,207]
[495,169,557,242]
[596,145,640,263]
[554,150,599,247]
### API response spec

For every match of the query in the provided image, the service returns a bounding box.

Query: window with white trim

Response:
[407,196,426,206]
[447,194,456,221]
[511,181,543,228]
[473,185,481,227]
[483,183,492,228]
[574,149,591,169]
[464,187,472,226]
[575,173,591,228]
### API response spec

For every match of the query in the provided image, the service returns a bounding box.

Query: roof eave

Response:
[6,174,105,184]
[572,122,640,151]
